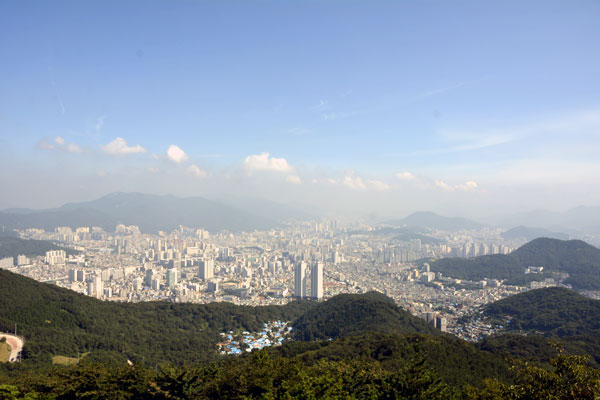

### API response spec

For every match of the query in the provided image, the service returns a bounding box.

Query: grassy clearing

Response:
[0,340,11,363]
[52,353,89,366]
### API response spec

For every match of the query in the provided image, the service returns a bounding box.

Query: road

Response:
[0,333,24,362]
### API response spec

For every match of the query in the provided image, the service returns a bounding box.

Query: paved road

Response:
[0,333,24,362]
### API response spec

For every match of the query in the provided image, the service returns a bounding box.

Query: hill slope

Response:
[0,271,445,368]
[501,226,569,241]
[388,211,482,231]
[484,287,600,336]
[0,269,312,366]
[292,291,438,341]
[481,287,600,364]
[0,237,76,259]
[430,238,600,289]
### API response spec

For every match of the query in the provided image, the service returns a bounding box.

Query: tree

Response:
[468,350,600,400]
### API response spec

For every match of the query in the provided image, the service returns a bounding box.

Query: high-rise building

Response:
[88,276,103,298]
[435,316,447,332]
[294,261,307,298]
[16,255,30,266]
[198,259,214,280]
[68,269,77,282]
[145,269,155,287]
[45,250,66,265]
[311,262,323,300]
[166,268,178,288]
[207,280,219,293]
[0,257,14,269]
[76,270,86,282]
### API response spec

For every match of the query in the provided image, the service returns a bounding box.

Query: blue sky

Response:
[1,0,599,217]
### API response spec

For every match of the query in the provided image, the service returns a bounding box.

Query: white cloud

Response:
[101,137,146,155]
[37,137,83,153]
[367,179,390,191]
[435,179,479,191]
[167,145,189,163]
[243,152,293,173]
[342,172,367,190]
[286,175,302,184]
[435,180,452,191]
[395,171,416,181]
[458,181,478,190]
[36,139,55,150]
[188,164,207,178]
[320,172,391,191]
[147,167,159,174]
[66,143,82,153]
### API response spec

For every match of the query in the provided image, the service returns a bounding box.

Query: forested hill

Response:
[4,270,600,398]
[484,287,600,337]
[482,287,600,364]
[0,237,76,259]
[0,269,313,366]
[292,291,439,340]
[430,238,600,290]
[0,270,442,368]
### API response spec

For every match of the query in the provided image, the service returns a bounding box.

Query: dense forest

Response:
[430,238,600,289]
[0,238,76,259]
[0,269,313,366]
[3,270,600,397]
[292,291,438,341]
[480,286,600,365]
[1,339,599,399]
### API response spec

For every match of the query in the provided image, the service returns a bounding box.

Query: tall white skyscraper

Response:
[294,261,307,298]
[311,262,323,300]
[199,259,214,280]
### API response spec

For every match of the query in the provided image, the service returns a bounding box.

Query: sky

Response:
[1,0,599,219]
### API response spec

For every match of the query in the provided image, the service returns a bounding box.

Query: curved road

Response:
[0,333,24,362]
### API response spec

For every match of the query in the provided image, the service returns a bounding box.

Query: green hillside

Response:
[273,332,511,388]
[0,338,11,363]
[484,287,600,335]
[2,271,600,398]
[430,238,600,289]
[0,269,313,366]
[481,287,600,364]
[292,291,438,341]
[0,271,437,368]
[0,237,76,259]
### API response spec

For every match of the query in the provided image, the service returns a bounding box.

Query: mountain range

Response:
[501,225,570,241]
[0,192,305,233]
[495,205,600,234]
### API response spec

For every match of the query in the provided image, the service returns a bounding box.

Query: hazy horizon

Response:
[2,1,599,219]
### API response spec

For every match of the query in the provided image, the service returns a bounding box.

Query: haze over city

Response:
[2,0,599,219]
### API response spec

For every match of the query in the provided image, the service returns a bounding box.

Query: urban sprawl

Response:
[0,221,573,343]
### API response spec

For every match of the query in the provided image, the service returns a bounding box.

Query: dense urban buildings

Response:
[2,219,587,341]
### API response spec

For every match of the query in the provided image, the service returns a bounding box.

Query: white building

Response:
[199,259,214,280]
[294,261,307,298]
[311,262,323,300]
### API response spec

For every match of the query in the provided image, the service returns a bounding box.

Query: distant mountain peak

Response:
[387,210,482,231]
